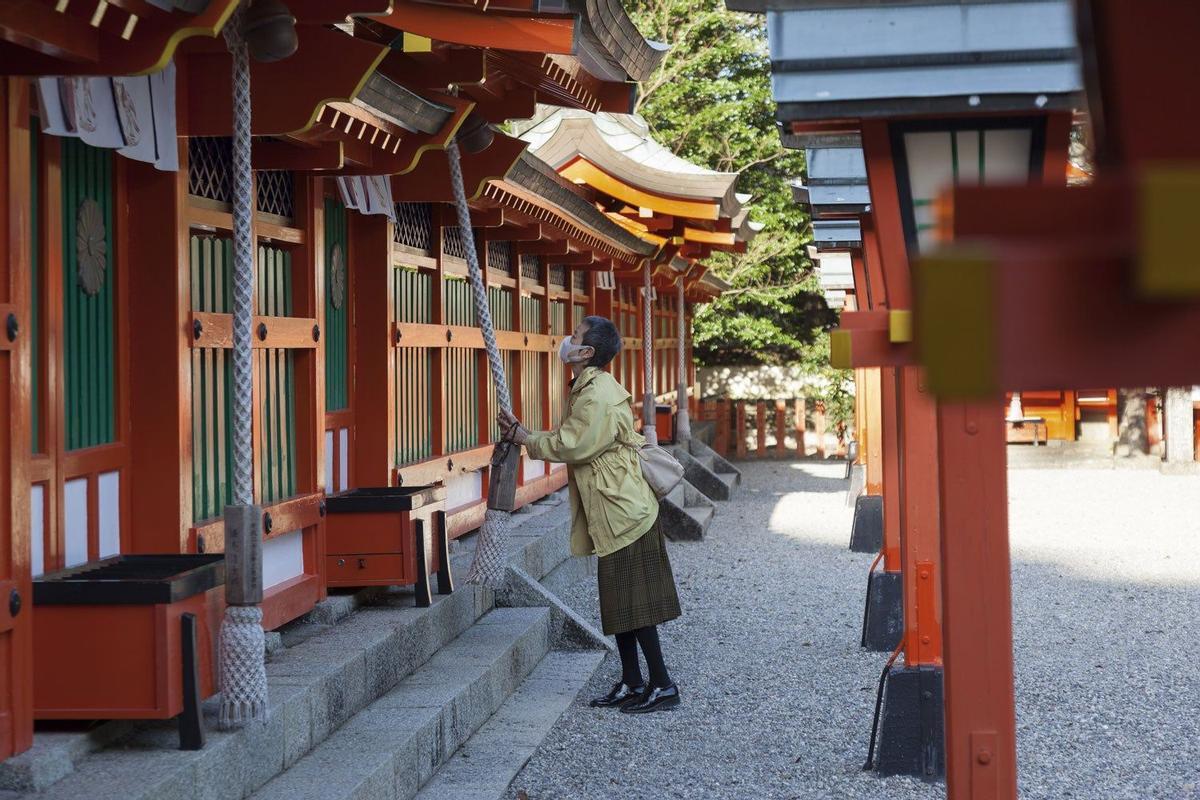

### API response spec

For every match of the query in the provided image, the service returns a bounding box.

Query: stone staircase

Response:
[669,438,741,502]
[658,479,716,541]
[0,492,609,800]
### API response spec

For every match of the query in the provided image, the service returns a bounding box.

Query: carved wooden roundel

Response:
[329,243,346,309]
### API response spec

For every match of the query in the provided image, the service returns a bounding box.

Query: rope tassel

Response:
[446,141,515,589]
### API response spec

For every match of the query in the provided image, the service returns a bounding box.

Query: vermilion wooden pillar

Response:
[348,211,394,487]
[0,76,34,760]
[879,367,901,571]
[126,144,194,551]
[937,401,1013,798]
[863,368,883,496]
[897,366,941,665]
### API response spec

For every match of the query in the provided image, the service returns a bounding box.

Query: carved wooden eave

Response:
[180,24,389,137]
[480,152,656,266]
[286,92,468,175]
[520,108,744,219]
[390,129,529,201]
[0,0,239,76]
[377,0,580,55]
[539,0,667,83]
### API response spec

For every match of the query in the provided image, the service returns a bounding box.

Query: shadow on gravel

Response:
[507,460,1199,800]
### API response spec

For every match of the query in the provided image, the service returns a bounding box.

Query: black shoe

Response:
[590,681,645,708]
[620,683,680,714]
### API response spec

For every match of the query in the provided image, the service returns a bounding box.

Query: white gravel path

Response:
[507,461,1200,800]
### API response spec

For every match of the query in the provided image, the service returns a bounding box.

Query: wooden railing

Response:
[699,398,844,459]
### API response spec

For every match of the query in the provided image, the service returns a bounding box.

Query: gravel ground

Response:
[506,461,1200,800]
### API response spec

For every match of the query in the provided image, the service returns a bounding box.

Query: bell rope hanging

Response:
[445,139,518,588]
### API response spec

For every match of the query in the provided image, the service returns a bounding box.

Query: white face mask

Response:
[559,337,586,365]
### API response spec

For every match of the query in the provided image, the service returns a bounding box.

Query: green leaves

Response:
[626,0,852,423]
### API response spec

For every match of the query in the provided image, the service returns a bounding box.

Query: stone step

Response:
[1,493,580,800]
[683,504,715,531]
[668,445,735,503]
[247,607,553,800]
[687,439,742,491]
[414,650,606,800]
[660,479,716,541]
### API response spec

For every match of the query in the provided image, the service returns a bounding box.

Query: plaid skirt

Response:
[597,521,681,636]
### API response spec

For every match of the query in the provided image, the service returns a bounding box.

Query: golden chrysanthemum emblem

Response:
[75,197,107,296]
[329,243,346,309]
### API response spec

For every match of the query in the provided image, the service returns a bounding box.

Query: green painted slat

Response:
[324,199,348,412]
[61,139,115,451]
[189,235,234,522]
[393,265,434,465]
[256,245,297,505]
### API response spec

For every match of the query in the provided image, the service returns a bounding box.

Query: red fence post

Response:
[775,399,787,457]
[755,400,766,457]
[795,397,806,455]
[735,401,747,459]
[814,401,826,458]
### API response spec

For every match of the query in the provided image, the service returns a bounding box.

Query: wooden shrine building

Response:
[0,0,744,763]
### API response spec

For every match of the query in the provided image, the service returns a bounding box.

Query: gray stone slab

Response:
[1,507,574,800]
[414,651,605,800]
[248,608,551,800]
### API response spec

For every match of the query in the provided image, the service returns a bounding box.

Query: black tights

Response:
[614,626,672,689]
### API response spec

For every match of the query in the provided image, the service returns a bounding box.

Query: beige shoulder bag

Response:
[633,438,685,499]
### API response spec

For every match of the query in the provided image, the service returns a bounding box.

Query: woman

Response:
[498,315,682,714]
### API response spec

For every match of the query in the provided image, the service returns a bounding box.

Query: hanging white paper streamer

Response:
[149,62,178,171]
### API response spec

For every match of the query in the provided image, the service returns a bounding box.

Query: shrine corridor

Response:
[506,460,1200,800]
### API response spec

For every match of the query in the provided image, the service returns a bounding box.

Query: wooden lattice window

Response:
[572,271,588,293]
[188,137,233,204]
[256,170,294,219]
[442,226,469,260]
[520,254,542,283]
[549,265,566,288]
[487,240,514,275]
[394,202,433,254]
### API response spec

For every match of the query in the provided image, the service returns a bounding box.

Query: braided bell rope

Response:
[224,9,254,507]
[218,5,268,729]
[675,276,692,441]
[447,141,512,588]
[641,261,657,444]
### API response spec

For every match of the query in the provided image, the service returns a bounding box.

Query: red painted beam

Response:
[830,311,915,369]
[918,242,1200,396]
[379,0,577,54]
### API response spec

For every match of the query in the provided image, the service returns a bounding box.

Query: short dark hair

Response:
[581,315,621,368]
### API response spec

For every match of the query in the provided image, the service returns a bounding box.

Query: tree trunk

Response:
[1116,388,1150,455]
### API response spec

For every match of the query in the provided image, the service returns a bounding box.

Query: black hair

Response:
[580,315,621,368]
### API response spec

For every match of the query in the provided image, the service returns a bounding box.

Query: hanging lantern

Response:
[243,0,298,63]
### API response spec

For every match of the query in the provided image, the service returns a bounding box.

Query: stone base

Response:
[861,569,903,652]
[875,665,945,780]
[849,494,884,553]
[845,464,865,508]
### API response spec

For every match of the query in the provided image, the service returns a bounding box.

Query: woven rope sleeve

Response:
[446,142,512,413]
[218,4,270,729]
[676,276,691,440]
[641,261,657,443]
[447,141,512,588]
[224,11,254,507]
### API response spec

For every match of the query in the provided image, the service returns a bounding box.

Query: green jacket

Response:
[524,367,659,558]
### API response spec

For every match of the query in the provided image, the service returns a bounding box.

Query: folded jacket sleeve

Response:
[524,390,616,465]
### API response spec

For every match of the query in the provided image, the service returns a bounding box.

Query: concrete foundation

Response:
[848,494,883,553]
[861,569,903,652]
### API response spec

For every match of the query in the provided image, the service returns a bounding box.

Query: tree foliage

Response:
[626,0,839,375]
